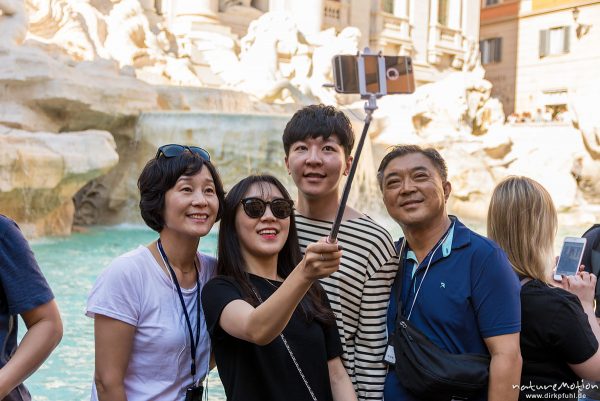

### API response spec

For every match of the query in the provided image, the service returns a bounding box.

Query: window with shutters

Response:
[383,0,394,14]
[438,0,449,26]
[480,37,502,64]
[539,26,570,57]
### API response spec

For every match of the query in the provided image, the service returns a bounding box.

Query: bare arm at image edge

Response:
[94,314,136,401]
[485,332,522,401]
[568,304,600,381]
[329,357,358,401]
[565,273,600,380]
[0,300,63,398]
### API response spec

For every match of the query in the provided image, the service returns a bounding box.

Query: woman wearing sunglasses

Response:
[201,174,357,401]
[86,144,225,401]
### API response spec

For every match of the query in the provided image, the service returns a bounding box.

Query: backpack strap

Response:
[583,225,600,276]
[392,239,407,323]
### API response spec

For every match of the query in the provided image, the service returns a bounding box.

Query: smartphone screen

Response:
[555,239,586,277]
[363,55,381,94]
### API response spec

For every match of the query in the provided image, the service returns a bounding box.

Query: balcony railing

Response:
[436,24,464,50]
[381,13,412,42]
[370,10,413,56]
[324,1,340,19]
[323,0,348,30]
[427,23,465,66]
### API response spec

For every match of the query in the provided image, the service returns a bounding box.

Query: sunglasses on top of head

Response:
[240,198,294,220]
[155,144,211,161]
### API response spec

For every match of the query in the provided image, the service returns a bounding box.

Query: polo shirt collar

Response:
[398,216,470,262]
[406,222,454,262]
[449,216,471,250]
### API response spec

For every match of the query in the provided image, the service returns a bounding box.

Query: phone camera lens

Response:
[386,68,399,80]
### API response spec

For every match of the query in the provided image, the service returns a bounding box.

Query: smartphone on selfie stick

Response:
[332,54,415,95]
[326,49,415,243]
[554,237,587,282]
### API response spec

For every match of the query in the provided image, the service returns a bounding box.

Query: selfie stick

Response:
[328,49,386,243]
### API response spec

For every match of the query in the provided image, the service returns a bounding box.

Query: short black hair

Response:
[138,151,225,232]
[377,145,448,189]
[282,104,354,156]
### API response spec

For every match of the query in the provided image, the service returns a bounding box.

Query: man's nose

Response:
[306,147,323,165]
[399,179,416,194]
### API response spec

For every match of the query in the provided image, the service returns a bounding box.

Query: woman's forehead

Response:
[176,166,213,183]
[245,182,283,199]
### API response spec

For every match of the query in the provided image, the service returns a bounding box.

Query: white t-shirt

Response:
[86,246,216,401]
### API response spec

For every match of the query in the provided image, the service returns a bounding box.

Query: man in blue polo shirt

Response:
[377,145,521,401]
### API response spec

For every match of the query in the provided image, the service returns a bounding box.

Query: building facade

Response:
[157,0,481,86]
[480,0,600,116]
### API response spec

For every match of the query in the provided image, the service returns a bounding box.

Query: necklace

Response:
[404,220,455,320]
[262,277,282,289]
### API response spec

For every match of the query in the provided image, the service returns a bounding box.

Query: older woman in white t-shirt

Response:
[86,145,224,401]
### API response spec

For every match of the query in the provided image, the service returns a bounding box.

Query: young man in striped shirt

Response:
[282,104,398,401]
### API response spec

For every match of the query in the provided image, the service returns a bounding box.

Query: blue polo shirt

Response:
[384,217,521,401]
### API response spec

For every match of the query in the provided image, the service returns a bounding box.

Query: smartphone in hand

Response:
[553,237,587,281]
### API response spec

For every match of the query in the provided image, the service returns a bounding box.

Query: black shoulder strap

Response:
[392,239,407,322]
[583,225,600,248]
[582,225,600,276]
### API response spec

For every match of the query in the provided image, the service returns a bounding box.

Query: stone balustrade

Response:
[323,0,348,31]
[428,23,466,67]
[370,9,413,56]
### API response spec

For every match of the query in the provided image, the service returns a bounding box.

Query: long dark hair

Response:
[217,174,334,324]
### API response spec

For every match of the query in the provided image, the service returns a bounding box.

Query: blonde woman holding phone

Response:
[488,176,600,400]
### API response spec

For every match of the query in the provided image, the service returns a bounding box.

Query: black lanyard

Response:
[157,239,201,379]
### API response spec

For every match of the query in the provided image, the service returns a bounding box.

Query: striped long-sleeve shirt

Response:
[295,213,399,401]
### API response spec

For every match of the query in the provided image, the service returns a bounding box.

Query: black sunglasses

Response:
[240,198,294,219]
[155,144,211,161]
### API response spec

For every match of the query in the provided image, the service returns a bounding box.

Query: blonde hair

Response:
[487,176,557,283]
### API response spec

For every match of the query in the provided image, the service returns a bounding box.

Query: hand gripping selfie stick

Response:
[327,48,387,243]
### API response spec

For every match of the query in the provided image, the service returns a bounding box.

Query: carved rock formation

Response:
[0,0,28,47]
[302,27,361,105]
[0,127,118,237]
[570,90,600,203]
[0,39,157,236]
[0,45,158,133]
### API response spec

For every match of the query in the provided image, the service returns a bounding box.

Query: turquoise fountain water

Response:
[23,226,226,401]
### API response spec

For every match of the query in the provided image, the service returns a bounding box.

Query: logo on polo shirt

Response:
[440,282,446,289]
